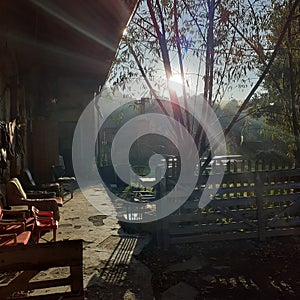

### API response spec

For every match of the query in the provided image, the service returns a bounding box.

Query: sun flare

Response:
[168,74,184,95]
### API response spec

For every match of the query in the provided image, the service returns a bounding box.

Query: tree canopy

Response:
[99,0,300,166]
[251,0,300,166]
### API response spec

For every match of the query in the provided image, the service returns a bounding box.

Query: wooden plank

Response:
[199,172,256,184]
[0,240,82,272]
[170,231,258,244]
[214,186,256,194]
[210,197,257,207]
[183,197,256,209]
[170,226,300,244]
[198,168,300,186]
[204,184,300,197]
[266,217,300,228]
[263,193,300,203]
[220,208,257,227]
[168,212,226,223]
[0,270,39,299]
[264,227,300,237]
[169,221,256,235]
[0,240,83,299]
[70,266,84,296]
[169,207,260,224]
[28,277,71,290]
[263,183,300,191]
[256,173,266,241]
[263,205,296,219]
[20,292,83,300]
[263,193,300,204]
[262,168,300,179]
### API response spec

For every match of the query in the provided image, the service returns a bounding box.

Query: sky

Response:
[102,0,269,109]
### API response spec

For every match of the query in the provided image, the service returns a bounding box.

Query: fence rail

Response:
[158,160,300,248]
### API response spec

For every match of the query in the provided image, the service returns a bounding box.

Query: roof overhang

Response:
[0,0,138,83]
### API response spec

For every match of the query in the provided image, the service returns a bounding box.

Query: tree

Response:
[101,0,299,170]
[252,0,300,166]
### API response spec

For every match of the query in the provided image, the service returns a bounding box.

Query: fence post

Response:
[255,172,266,241]
[248,160,252,172]
[155,166,162,247]
[155,167,169,249]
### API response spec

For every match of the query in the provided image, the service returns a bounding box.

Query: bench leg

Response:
[53,228,57,242]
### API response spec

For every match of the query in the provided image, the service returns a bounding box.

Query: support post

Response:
[255,172,266,241]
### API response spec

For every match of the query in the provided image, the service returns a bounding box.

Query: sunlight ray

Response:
[30,0,116,52]
[1,32,107,70]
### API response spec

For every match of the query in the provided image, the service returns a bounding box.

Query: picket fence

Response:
[156,158,300,247]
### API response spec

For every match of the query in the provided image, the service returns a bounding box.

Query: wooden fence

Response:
[157,158,300,248]
[0,240,83,299]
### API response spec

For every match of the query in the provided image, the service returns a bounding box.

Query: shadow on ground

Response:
[85,235,153,300]
[138,235,300,299]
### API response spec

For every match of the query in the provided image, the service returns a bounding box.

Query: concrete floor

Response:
[33,184,153,299]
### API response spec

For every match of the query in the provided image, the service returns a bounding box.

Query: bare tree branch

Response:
[174,0,190,131]
[224,0,300,137]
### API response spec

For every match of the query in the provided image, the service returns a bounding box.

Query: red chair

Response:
[0,232,32,246]
[0,202,33,246]
[0,220,32,247]
[0,202,34,231]
[31,206,58,243]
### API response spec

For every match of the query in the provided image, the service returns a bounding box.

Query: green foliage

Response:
[106,0,271,103]
[252,0,300,165]
[101,0,300,166]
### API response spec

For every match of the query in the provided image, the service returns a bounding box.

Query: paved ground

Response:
[33,184,153,299]
[3,185,299,299]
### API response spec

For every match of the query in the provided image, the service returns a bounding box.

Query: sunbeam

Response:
[0,31,108,71]
[30,0,116,52]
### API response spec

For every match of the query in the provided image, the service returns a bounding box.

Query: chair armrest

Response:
[0,221,26,231]
[0,219,22,224]
[23,199,60,221]
[36,215,55,224]
[37,210,54,217]
[27,191,56,198]
[2,209,28,220]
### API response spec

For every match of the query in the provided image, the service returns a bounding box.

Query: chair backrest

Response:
[51,165,65,180]
[6,178,27,206]
[0,193,7,219]
[19,169,36,187]
[0,192,5,213]
[31,206,56,228]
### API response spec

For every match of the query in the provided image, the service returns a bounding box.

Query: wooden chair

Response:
[51,165,76,199]
[0,201,35,232]
[19,168,62,197]
[0,231,31,246]
[6,178,61,220]
[0,218,32,247]
[31,206,58,243]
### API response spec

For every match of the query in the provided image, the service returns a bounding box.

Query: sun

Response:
[168,74,184,96]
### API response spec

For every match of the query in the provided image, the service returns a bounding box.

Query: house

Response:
[0,0,138,182]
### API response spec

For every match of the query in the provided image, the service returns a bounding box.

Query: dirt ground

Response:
[137,235,300,299]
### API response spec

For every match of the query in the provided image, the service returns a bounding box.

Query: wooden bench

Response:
[0,239,83,299]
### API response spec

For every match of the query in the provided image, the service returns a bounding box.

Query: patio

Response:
[28,185,153,299]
